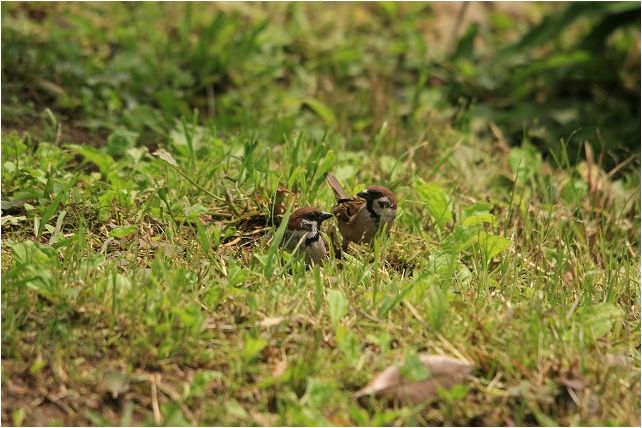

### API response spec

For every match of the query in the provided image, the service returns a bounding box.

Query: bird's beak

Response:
[319,212,333,222]
[357,190,368,199]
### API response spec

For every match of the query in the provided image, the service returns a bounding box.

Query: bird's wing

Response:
[333,198,365,224]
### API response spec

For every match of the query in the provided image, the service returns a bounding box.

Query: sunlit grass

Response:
[1,2,640,426]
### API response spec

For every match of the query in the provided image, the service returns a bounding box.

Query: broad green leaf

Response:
[242,336,268,362]
[11,408,25,427]
[67,144,114,175]
[29,355,46,375]
[25,269,57,303]
[452,23,479,59]
[513,51,592,79]
[499,2,635,57]
[427,287,448,332]
[196,221,210,251]
[317,149,336,178]
[49,210,67,244]
[264,207,292,278]
[84,411,111,426]
[226,399,249,420]
[462,202,493,219]
[173,306,202,329]
[181,198,209,219]
[335,324,358,360]
[443,226,478,254]
[8,241,57,266]
[110,225,138,238]
[188,370,224,398]
[437,383,470,402]
[462,213,496,227]
[327,289,348,327]
[302,98,337,127]
[44,173,55,198]
[120,402,134,427]
[378,283,415,317]
[106,129,138,157]
[379,2,398,16]
[478,232,511,259]
[561,177,588,204]
[415,179,452,229]
[427,252,459,273]
[287,166,306,189]
[508,144,542,181]
[38,190,66,238]
[575,303,624,342]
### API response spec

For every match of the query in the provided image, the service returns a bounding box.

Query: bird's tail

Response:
[325,173,349,201]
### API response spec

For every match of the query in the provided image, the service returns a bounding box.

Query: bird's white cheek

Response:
[300,219,318,238]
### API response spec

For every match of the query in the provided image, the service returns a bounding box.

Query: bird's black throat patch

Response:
[366,200,380,222]
[305,233,320,246]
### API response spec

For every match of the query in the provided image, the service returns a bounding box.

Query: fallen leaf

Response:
[1,199,28,211]
[354,354,473,405]
[249,410,278,426]
[100,369,130,399]
[558,361,588,390]
[1,215,27,226]
[272,358,288,377]
[559,376,587,390]
[259,317,284,328]
[604,353,629,367]
[153,148,178,167]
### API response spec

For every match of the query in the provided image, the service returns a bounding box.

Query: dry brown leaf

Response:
[604,352,629,367]
[354,354,473,405]
[558,361,588,391]
[258,316,284,328]
[559,376,587,390]
[99,370,130,399]
[249,410,278,427]
[272,358,288,377]
[153,148,178,167]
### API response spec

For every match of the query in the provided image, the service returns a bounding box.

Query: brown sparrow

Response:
[283,207,333,265]
[325,173,397,250]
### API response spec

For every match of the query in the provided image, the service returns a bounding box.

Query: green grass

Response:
[1,2,640,426]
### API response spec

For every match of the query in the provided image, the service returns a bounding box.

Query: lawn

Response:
[1,2,640,426]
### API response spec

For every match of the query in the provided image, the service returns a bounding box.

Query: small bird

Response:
[283,207,334,265]
[325,173,397,250]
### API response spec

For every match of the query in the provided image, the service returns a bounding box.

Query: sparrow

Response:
[282,207,334,265]
[325,173,397,250]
